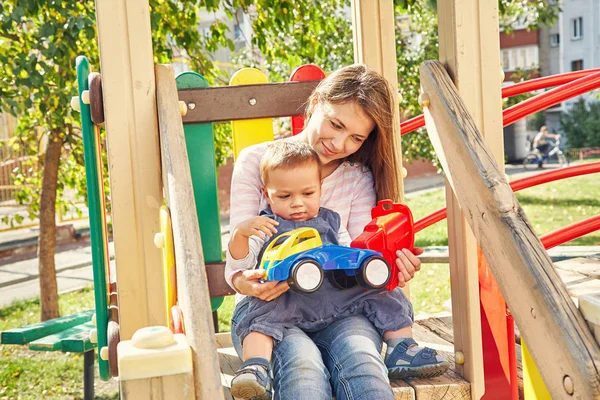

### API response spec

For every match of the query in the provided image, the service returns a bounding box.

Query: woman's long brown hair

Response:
[306,64,401,202]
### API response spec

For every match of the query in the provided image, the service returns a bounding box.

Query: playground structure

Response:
[3,0,600,399]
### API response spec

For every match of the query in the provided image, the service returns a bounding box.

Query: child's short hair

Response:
[260,141,322,186]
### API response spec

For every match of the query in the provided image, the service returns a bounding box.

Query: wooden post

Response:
[350,0,404,201]
[351,0,408,299]
[436,1,507,398]
[94,5,166,396]
[155,64,224,400]
[420,59,600,400]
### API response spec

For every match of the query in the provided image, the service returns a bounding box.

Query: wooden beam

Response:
[436,1,505,397]
[95,0,165,338]
[156,64,224,400]
[420,59,600,399]
[206,262,236,298]
[350,0,404,201]
[179,81,320,123]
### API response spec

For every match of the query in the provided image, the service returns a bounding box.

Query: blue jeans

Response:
[231,297,394,400]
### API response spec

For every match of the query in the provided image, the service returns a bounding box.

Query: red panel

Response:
[289,65,325,136]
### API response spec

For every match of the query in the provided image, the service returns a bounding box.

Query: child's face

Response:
[262,163,321,222]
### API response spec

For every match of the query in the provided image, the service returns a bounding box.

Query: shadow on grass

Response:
[516,194,600,208]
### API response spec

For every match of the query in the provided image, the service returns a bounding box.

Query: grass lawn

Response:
[0,287,118,399]
[2,169,598,397]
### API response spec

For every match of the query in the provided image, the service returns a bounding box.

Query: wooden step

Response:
[215,318,470,400]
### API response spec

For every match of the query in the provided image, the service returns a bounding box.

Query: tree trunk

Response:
[38,131,64,321]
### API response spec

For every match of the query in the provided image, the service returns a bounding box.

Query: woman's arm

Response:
[224,146,266,289]
[347,169,377,239]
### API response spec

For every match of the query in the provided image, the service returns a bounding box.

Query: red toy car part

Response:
[351,200,415,291]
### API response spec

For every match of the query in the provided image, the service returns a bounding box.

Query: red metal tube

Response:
[414,162,600,233]
[500,69,600,98]
[400,69,600,136]
[540,215,600,250]
[503,71,600,127]
[400,115,425,135]
[509,162,600,192]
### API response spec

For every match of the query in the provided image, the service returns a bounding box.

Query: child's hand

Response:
[236,216,279,239]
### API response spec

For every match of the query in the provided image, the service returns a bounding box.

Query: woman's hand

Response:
[232,269,290,301]
[395,247,423,287]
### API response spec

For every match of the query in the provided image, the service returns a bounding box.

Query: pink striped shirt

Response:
[225,141,377,301]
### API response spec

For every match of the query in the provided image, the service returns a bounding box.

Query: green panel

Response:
[176,72,224,312]
[28,322,96,353]
[75,55,110,380]
[176,72,223,264]
[1,310,94,345]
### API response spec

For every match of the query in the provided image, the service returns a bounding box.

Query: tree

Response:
[561,98,600,149]
[0,0,236,321]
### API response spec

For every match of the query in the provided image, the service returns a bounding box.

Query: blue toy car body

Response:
[260,228,391,292]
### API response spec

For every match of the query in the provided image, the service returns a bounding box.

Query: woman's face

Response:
[304,101,376,165]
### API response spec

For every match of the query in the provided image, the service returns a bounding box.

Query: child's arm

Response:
[229,216,279,261]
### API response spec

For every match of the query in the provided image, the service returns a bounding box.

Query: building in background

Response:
[539,1,600,134]
[500,18,541,161]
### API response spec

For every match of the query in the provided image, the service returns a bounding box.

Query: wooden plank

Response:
[555,256,600,279]
[28,322,95,353]
[155,64,223,400]
[350,0,404,202]
[206,262,235,298]
[1,310,94,345]
[420,59,600,399]
[436,2,505,398]
[95,0,166,343]
[121,374,195,400]
[410,323,471,399]
[179,81,320,124]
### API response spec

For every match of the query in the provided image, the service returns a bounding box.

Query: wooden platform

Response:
[215,255,600,399]
[216,318,470,400]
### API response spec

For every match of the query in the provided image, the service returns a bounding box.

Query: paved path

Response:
[0,243,115,307]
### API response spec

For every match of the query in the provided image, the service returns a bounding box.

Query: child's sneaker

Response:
[230,357,273,400]
[385,337,450,379]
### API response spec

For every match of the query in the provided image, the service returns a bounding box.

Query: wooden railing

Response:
[419,60,600,399]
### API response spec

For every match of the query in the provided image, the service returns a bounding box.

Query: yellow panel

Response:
[157,206,177,324]
[522,340,552,399]
[229,68,274,159]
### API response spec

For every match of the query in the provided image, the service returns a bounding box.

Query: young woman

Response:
[226,64,434,399]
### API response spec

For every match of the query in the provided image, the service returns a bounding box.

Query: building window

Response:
[550,34,560,47]
[502,50,510,70]
[571,59,584,71]
[572,17,583,40]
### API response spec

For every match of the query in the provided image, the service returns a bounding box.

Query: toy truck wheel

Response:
[357,256,391,289]
[287,260,324,293]
[327,270,358,289]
